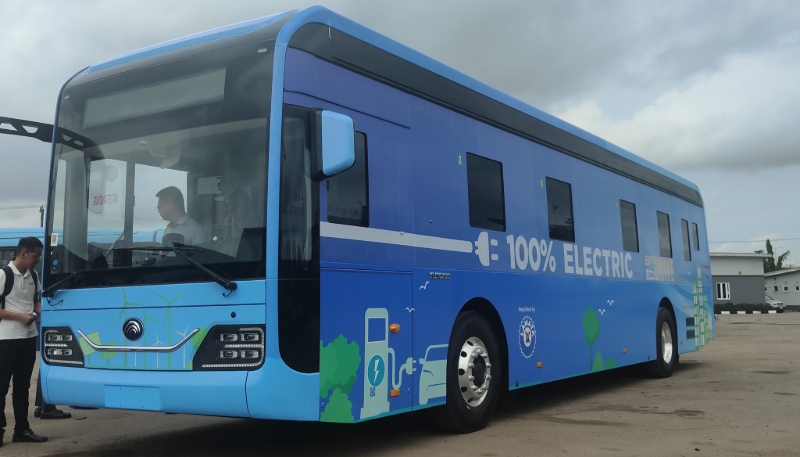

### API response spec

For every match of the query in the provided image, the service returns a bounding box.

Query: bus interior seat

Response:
[236,227,265,262]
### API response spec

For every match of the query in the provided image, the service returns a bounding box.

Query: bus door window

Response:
[279,105,320,374]
[466,153,506,232]
[691,222,700,251]
[545,177,574,242]
[656,212,672,258]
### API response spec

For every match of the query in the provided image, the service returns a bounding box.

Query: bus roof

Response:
[79,5,702,207]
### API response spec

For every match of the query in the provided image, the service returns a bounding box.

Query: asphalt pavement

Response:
[3,311,800,456]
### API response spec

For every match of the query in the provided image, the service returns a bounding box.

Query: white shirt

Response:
[0,263,39,340]
[164,214,205,246]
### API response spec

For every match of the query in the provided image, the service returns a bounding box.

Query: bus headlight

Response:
[192,325,265,371]
[42,327,85,367]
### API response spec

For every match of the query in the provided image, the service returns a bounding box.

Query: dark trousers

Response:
[34,377,54,412]
[0,337,37,432]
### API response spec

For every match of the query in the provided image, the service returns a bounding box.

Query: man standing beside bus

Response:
[0,237,47,445]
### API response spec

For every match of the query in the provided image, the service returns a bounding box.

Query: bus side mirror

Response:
[310,108,355,181]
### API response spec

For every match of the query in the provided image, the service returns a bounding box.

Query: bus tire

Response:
[437,311,501,433]
[643,307,677,378]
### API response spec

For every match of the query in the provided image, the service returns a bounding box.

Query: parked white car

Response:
[765,294,785,313]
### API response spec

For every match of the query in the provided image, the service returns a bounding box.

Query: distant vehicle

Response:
[0,227,44,268]
[765,294,785,313]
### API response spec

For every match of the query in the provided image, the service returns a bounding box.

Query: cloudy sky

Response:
[2,0,799,263]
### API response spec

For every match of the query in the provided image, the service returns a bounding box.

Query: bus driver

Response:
[156,186,204,246]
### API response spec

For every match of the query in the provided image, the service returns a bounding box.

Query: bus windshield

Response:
[46,42,273,289]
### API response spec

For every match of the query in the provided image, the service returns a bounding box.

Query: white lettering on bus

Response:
[561,244,636,279]
[563,243,574,274]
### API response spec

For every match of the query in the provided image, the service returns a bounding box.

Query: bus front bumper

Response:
[42,364,249,417]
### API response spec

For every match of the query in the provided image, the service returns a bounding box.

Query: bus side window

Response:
[619,200,639,252]
[466,153,506,232]
[327,132,369,227]
[681,219,692,261]
[546,177,574,242]
[657,212,672,258]
[691,222,700,251]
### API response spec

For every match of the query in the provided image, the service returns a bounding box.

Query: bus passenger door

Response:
[319,269,414,422]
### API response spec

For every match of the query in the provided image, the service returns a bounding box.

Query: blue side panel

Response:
[318,268,413,422]
[284,48,411,127]
[86,11,296,74]
[281,43,712,420]
[246,356,320,420]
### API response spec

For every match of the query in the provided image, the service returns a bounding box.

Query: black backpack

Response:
[0,265,39,322]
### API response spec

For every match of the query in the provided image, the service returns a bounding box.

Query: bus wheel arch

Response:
[643,298,678,378]
[433,298,506,432]
[460,298,509,396]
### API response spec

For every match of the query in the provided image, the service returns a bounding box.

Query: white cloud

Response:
[555,47,800,171]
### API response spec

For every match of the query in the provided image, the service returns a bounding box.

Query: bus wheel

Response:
[439,311,501,433]
[643,307,677,378]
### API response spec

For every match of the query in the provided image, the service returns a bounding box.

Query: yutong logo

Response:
[428,272,451,280]
[123,318,144,341]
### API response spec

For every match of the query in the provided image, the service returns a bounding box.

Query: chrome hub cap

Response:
[458,337,492,407]
[661,321,673,364]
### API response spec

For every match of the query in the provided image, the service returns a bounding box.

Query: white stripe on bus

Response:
[320,222,473,254]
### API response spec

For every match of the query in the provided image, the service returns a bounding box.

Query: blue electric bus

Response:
[0,6,712,432]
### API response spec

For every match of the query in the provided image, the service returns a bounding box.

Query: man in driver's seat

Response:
[156,186,204,246]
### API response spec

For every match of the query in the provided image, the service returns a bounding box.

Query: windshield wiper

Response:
[42,269,95,298]
[113,246,238,295]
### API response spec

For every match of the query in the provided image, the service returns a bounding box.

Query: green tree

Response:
[757,239,790,273]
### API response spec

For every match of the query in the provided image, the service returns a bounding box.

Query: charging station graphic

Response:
[359,308,451,418]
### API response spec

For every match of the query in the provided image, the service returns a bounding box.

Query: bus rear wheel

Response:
[437,311,501,433]
[643,307,677,378]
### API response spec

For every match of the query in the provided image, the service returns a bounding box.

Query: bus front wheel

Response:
[643,307,677,378]
[438,311,501,433]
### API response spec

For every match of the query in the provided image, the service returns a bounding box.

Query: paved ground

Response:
[3,312,800,456]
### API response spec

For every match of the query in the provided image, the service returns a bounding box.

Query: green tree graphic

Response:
[319,335,361,423]
[591,351,617,372]
[583,308,600,369]
[320,335,361,398]
[320,388,354,423]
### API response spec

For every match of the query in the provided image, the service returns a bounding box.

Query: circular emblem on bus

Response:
[123,318,144,342]
[519,315,536,359]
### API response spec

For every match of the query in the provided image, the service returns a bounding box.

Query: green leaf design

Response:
[592,351,604,372]
[320,388,354,423]
[101,342,118,360]
[78,331,101,356]
[583,308,600,347]
[191,327,209,351]
[320,335,361,398]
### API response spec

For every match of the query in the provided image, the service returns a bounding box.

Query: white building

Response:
[764,267,800,311]
[710,253,770,305]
